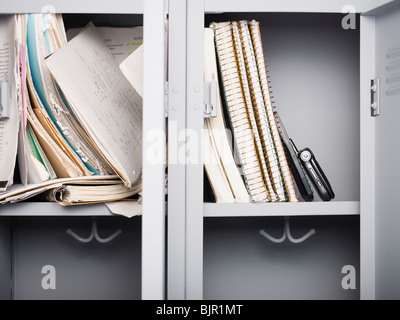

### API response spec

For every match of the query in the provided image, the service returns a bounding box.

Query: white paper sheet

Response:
[105,200,142,218]
[46,23,142,187]
[120,44,143,98]
[66,26,143,65]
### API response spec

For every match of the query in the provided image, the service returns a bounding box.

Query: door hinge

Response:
[204,79,217,118]
[371,78,380,117]
[165,80,218,118]
[164,81,169,118]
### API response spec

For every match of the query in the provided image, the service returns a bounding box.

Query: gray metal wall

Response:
[205,13,360,202]
[12,217,141,300]
[204,216,360,300]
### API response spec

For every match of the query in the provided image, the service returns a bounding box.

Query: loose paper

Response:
[46,23,142,187]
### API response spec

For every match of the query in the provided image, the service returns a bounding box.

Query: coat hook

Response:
[67,217,122,244]
[67,225,94,243]
[259,216,316,244]
[259,219,286,243]
[92,217,123,244]
[284,216,315,244]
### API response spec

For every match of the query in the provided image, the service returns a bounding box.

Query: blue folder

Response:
[26,14,99,175]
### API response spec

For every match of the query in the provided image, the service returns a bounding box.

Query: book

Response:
[204,27,249,203]
[0,175,121,204]
[42,179,142,206]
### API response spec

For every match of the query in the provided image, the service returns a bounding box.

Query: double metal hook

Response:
[259,216,315,244]
[67,217,122,244]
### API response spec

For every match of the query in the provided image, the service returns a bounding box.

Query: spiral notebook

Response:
[211,20,298,202]
[230,22,276,202]
[246,20,298,202]
[204,28,250,203]
[212,21,270,202]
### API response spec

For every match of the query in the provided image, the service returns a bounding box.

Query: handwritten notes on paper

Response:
[66,26,143,65]
[0,38,10,164]
[0,42,10,75]
[46,23,142,187]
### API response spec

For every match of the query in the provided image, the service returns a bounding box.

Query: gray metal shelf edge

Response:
[203,201,360,217]
[0,202,121,216]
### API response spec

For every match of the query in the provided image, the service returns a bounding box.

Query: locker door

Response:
[373,0,400,300]
[142,0,167,300]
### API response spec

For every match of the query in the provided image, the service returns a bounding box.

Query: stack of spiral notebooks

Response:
[204,20,335,203]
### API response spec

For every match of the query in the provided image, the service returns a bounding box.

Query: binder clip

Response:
[0,75,10,119]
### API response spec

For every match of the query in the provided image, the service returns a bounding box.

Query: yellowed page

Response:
[46,23,142,187]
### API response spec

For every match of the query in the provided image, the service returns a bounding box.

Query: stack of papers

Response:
[0,14,144,212]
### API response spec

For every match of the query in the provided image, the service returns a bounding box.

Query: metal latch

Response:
[371,78,380,117]
[204,77,217,118]
[164,81,169,118]
[0,75,10,119]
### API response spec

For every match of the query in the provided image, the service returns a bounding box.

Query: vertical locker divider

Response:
[186,0,205,300]
[359,15,376,300]
[167,0,188,300]
[142,0,167,300]
[367,0,400,299]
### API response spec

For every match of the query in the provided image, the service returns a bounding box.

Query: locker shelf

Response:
[204,0,379,14]
[203,201,359,217]
[0,202,135,217]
